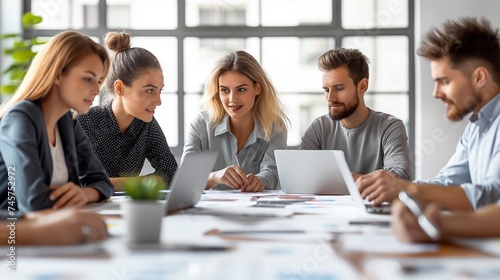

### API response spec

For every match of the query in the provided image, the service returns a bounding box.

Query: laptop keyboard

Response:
[365,203,391,215]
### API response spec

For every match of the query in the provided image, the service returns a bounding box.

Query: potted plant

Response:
[122,176,165,244]
[1,12,46,97]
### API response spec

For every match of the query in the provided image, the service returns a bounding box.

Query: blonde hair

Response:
[0,31,109,119]
[202,51,288,140]
[102,32,162,105]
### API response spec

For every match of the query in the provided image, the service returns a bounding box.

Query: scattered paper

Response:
[341,234,439,254]
[452,238,500,256]
[365,257,500,280]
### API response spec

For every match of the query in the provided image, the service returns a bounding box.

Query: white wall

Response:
[415,0,500,179]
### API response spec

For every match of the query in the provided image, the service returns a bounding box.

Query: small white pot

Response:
[122,200,164,244]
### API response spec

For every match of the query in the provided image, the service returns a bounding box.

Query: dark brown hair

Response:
[417,17,500,83]
[104,32,162,98]
[318,48,370,85]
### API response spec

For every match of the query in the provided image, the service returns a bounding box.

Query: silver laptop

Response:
[164,151,217,215]
[275,150,350,195]
[327,150,391,215]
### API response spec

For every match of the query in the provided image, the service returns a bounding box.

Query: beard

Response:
[328,93,360,121]
[445,92,481,121]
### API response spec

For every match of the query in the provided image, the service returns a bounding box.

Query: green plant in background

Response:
[1,12,46,95]
[123,176,165,200]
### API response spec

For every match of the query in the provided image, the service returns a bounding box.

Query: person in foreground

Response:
[77,32,178,191]
[182,51,289,192]
[0,209,107,245]
[356,17,500,210]
[0,31,113,212]
[392,200,500,242]
[299,48,411,182]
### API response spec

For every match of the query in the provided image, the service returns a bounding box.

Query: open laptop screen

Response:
[275,150,349,195]
[165,151,217,215]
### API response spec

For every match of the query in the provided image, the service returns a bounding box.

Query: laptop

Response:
[275,150,350,195]
[164,151,217,215]
[275,149,390,214]
[325,150,391,215]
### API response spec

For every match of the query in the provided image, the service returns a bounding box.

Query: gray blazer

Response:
[0,100,113,212]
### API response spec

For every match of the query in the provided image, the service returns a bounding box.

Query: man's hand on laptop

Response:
[351,172,363,181]
[356,169,408,205]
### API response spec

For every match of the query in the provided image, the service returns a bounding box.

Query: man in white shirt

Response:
[356,17,500,212]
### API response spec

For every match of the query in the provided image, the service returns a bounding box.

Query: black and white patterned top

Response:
[77,105,178,185]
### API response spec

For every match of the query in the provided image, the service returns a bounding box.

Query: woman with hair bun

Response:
[77,32,177,190]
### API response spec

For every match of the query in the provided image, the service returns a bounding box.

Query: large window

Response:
[28,0,414,160]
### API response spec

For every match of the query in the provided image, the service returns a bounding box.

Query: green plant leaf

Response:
[12,50,36,62]
[142,176,165,199]
[13,41,27,48]
[10,69,27,80]
[123,176,164,200]
[0,33,18,39]
[2,48,15,55]
[2,63,26,75]
[22,12,43,28]
[30,38,49,45]
[123,178,143,199]
[1,85,18,94]
[1,11,45,96]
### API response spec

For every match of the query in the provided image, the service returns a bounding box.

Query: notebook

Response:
[164,151,218,215]
[274,150,350,195]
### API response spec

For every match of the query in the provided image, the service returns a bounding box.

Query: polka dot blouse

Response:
[77,105,178,185]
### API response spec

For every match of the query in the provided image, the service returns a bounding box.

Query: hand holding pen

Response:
[233,153,247,191]
[206,154,247,190]
[235,153,265,192]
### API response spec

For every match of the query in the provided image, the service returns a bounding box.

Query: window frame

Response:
[24,0,415,177]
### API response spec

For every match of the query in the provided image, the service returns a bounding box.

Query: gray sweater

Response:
[299,108,411,180]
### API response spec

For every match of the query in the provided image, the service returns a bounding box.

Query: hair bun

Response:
[104,32,131,53]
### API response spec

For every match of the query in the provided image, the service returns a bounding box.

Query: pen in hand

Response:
[234,153,245,190]
[234,153,241,168]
